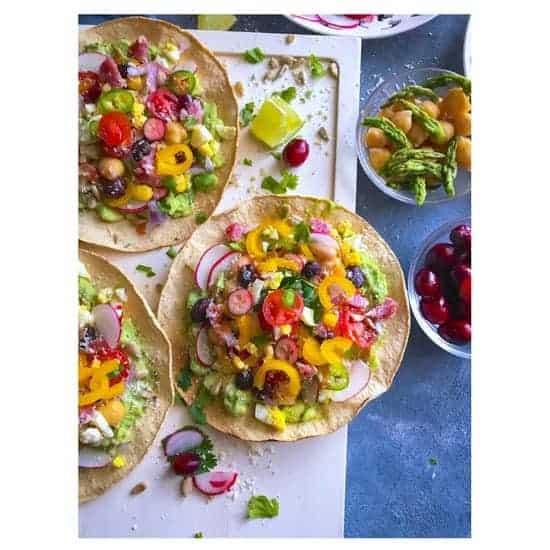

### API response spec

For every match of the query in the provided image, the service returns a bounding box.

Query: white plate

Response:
[463,17,472,76]
[285,14,437,39]
[79,26,361,538]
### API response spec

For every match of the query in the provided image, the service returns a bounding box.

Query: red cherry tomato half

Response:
[337,307,377,349]
[262,289,304,327]
[79,71,101,103]
[98,111,132,147]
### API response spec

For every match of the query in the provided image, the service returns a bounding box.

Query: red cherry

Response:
[451,264,471,287]
[450,224,471,252]
[414,268,442,299]
[172,452,201,476]
[452,299,471,322]
[425,243,456,274]
[459,277,471,304]
[420,296,450,325]
[438,319,471,344]
[283,138,309,167]
[455,249,471,267]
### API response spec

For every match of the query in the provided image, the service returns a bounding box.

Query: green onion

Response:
[136,264,155,277]
[243,47,265,64]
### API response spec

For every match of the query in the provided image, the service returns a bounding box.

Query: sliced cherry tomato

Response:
[262,289,304,327]
[337,307,377,349]
[98,111,132,147]
[146,88,179,122]
[79,71,101,103]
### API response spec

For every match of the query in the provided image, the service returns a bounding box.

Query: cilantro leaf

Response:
[193,432,218,474]
[176,368,192,391]
[309,54,326,78]
[189,386,213,425]
[251,333,270,348]
[193,532,204,539]
[195,211,207,224]
[136,264,156,277]
[243,47,265,63]
[247,495,280,519]
[293,222,311,243]
[429,457,438,465]
[243,158,253,166]
[227,241,245,252]
[261,170,299,195]
[274,86,297,103]
[240,102,255,127]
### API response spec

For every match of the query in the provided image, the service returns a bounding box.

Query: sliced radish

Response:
[196,327,215,366]
[193,471,238,496]
[331,360,371,402]
[92,304,121,348]
[116,200,149,214]
[227,288,253,316]
[143,117,166,141]
[194,244,232,290]
[318,15,361,29]
[309,232,340,258]
[293,14,322,22]
[162,427,205,458]
[79,446,112,468]
[206,251,241,288]
[79,52,107,73]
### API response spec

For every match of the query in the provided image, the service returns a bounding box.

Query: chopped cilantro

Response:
[243,158,254,167]
[193,432,218,474]
[166,246,179,259]
[136,264,156,277]
[247,495,280,519]
[177,368,192,391]
[251,333,270,348]
[305,90,313,99]
[193,532,204,539]
[189,386,213,425]
[195,211,208,224]
[309,54,326,78]
[243,47,265,64]
[261,170,299,195]
[276,86,297,103]
[293,222,311,243]
[429,457,438,465]
[240,102,255,127]
[282,289,295,307]
[228,241,245,252]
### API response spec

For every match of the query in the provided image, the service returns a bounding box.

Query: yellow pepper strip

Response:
[299,243,315,261]
[245,220,293,259]
[257,257,301,274]
[78,359,122,407]
[318,275,356,310]
[237,313,261,348]
[302,337,327,366]
[320,337,353,365]
[155,144,193,176]
[112,455,126,468]
[253,359,301,403]
[322,311,339,329]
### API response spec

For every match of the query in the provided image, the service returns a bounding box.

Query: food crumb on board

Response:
[233,81,245,97]
[181,477,193,496]
[328,62,338,78]
[285,34,296,44]
[130,481,148,496]
[131,524,138,531]
[317,127,330,142]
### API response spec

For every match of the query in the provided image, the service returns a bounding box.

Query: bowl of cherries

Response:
[408,218,471,359]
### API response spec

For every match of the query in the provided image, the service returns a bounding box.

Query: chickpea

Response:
[369,147,392,172]
[456,136,471,171]
[98,157,125,180]
[407,122,428,147]
[454,112,471,137]
[309,240,338,262]
[98,399,125,427]
[440,87,470,121]
[391,110,413,133]
[421,100,440,120]
[438,120,455,144]
[165,121,187,145]
[364,127,389,148]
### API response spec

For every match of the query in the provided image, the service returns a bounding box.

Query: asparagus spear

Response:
[422,73,471,96]
[382,85,439,107]
[397,99,446,144]
[362,116,411,150]
[411,175,427,206]
[383,159,444,180]
[380,149,445,178]
[441,137,458,197]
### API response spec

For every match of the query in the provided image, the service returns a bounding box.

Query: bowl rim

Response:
[407,216,471,359]
[356,67,471,205]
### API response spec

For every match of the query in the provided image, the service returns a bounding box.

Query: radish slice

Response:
[79,52,107,73]
[143,117,166,141]
[196,327,215,366]
[206,251,241,288]
[116,200,149,214]
[162,427,204,458]
[293,14,322,22]
[227,288,253,316]
[92,304,121,348]
[317,15,361,29]
[331,360,371,402]
[194,244,232,290]
[193,471,238,496]
[309,232,340,258]
[79,446,112,468]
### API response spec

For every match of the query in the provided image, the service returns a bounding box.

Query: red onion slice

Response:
[79,446,112,468]
[162,427,205,458]
[92,304,121,348]
[79,52,107,73]
[331,360,371,402]
[193,471,238,496]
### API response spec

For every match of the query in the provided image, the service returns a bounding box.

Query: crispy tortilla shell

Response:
[158,196,410,441]
[79,248,173,502]
[79,17,239,252]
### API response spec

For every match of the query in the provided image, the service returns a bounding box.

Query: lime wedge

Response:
[250,96,304,149]
[197,15,237,31]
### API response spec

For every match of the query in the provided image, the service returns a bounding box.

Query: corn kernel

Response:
[130,184,153,202]
[174,174,190,193]
[337,220,354,238]
[270,407,286,431]
[127,76,143,91]
[280,324,292,336]
[322,311,338,328]
[112,455,126,468]
[231,355,247,371]
[198,142,214,158]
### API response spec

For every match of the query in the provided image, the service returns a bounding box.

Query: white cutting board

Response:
[79,27,361,538]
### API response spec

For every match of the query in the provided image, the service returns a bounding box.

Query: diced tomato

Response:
[79,71,101,103]
[337,307,377,349]
[262,289,304,327]
[98,112,132,147]
[146,88,179,122]
[88,342,130,385]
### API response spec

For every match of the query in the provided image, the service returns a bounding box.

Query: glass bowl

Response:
[356,67,471,205]
[407,217,471,359]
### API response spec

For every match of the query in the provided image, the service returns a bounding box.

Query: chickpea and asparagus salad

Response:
[362,72,471,205]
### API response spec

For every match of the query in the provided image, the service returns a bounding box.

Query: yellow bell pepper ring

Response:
[245,220,293,259]
[257,257,301,274]
[318,275,356,310]
[253,359,301,402]
[302,337,327,366]
[155,144,193,176]
[320,337,352,365]
[237,313,261,348]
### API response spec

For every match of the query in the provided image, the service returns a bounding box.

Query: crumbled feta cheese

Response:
[92,410,114,438]
[79,306,94,329]
[115,287,128,302]
[79,427,103,446]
